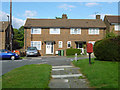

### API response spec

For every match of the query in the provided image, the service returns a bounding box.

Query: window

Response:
[50,28,60,34]
[76,43,82,49]
[115,24,120,31]
[58,41,63,48]
[70,28,81,34]
[88,28,99,35]
[31,41,41,50]
[31,28,41,34]
[67,41,71,48]
[88,41,95,45]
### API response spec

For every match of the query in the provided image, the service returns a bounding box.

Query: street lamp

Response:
[7,15,9,25]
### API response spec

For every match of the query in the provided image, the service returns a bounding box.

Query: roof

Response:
[24,18,106,28]
[105,15,120,23]
[0,21,9,32]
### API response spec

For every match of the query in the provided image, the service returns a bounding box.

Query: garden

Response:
[73,35,120,88]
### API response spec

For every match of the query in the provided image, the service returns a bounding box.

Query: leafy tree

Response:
[13,26,24,50]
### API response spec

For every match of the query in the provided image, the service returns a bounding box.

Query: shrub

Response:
[66,48,81,56]
[94,36,120,61]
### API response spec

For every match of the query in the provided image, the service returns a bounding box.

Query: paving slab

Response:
[49,79,70,88]
[52,74,83,79]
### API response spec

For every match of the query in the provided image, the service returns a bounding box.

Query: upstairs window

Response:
[50,28,60,34]
[88,28,99,35]
[58,41,63,48]
[115,24,120,31]
[31,28,41,34]
[70,28,81,34]
[67,41,71,48]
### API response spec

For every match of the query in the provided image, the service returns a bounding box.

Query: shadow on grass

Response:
[94,58,119,62]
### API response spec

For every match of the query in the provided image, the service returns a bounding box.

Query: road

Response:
[1,56,90,75]
[1,56,70,75]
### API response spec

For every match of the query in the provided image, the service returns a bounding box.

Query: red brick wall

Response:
[24,28,105,56]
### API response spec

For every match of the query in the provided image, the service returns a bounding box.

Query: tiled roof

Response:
[105,15,120,23]
[24,18,106,28]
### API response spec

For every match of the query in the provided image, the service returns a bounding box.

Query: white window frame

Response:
[88,41,95,45]
[88,28,99,35]
[31,41,41,50]
[67,41,71,48]
[50,28,60,34]
[70,28,81,34]
[31,28,41,34]
[114,24,120,31]
[58,41,63,48]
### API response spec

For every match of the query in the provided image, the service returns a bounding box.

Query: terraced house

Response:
[24,14,106,56]
[104,15,120,35]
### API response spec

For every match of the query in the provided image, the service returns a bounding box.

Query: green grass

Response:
[2,64,52,88]
[72,58,118,88]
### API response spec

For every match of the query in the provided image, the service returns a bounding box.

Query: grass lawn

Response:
[72,58,118,88]
[2,64,51,88]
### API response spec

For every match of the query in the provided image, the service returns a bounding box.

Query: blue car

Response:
[0,49,19,60]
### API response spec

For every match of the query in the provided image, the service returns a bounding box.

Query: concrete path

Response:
[49,64,89,88]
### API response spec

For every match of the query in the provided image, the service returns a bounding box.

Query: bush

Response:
[66,48,81,56]
[94,36,120,61]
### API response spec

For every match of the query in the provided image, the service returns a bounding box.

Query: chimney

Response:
[96,15,100,19]
[62,14,67,19]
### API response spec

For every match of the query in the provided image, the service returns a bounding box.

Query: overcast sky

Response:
[1,2,119,29]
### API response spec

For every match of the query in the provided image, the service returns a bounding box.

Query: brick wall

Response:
[0,32,5,49]
[24,28,105,56]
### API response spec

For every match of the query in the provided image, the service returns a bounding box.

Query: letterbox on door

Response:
[87,43,93,53]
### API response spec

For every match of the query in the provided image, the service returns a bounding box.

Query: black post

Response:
[89,53,91,64]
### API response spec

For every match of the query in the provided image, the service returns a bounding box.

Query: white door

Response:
[46,42,54,54]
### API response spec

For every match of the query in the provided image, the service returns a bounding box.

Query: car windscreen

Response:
[27,47,37,50]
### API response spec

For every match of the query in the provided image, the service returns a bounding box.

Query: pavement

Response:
[1,56,89,88]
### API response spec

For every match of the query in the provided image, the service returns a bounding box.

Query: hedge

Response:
[66,48,81,56]
[94,36,120,61]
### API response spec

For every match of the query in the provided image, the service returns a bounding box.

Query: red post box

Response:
[87,43,93,53]
[87,43,93,64]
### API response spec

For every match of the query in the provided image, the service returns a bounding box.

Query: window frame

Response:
[88,28,99,35]
[114,24,120,31]
[67,41,71,48]
[31,41,41,50]
[58,41,63,48]
[70,28,81,34]
[31,28,41,34]
[50,28,60,34]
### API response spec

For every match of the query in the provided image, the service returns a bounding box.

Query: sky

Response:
[0,2,119,29]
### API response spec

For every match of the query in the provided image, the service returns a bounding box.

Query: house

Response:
[104,15,120,35]
[24,14,106,56]
[0,21,14,50]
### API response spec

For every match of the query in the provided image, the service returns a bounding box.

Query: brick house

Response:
[0,21,14,50]
[104,15,120,35]
[24,14,106,56]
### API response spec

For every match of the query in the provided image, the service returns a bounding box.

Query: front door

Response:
[46,42,54,54]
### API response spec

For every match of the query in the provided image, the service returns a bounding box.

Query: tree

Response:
[13,26,24,50]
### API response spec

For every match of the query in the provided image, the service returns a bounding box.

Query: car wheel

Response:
[11,56,15,60]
